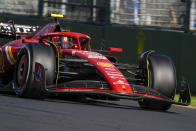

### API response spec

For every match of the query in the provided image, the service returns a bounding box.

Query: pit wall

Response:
[0,17,195,92]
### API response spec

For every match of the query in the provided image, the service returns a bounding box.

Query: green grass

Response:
[174,93,196,106]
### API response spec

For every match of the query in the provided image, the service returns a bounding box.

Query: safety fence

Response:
[110,0,196,31]
[0,0,196,32]
[190,0,196,30]
[111,0,187,29]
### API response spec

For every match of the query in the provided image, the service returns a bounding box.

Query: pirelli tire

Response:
[138,53,177,111]
[13,43,56,98]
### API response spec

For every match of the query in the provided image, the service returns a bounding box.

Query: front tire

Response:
[13,43,56,98]
[138,53,176,111]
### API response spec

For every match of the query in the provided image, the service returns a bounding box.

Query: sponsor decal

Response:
[109,76,126,79]
[88,55,107,59]
[97,62,113,67]
[79,51,107,59]
[0,23,39,34]
[105,71,120,74]
[114,80,124,84]
[105,67,116,71]
[113,80,129,85]
[108,73,123,77]
[75,51,107,59]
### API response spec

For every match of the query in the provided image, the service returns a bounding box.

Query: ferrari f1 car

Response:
[0,14,190,111]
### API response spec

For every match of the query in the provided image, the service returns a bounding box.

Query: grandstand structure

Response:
[0,0,196,31]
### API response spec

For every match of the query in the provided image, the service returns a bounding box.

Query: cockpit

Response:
[41,32,91,51]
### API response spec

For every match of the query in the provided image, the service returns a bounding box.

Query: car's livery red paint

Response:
[0,15,190,110]
[62,49,133,94]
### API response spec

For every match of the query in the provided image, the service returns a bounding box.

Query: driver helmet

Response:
[61,36,70,49]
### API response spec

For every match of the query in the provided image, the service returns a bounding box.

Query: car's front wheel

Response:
[138,52,176,111]
[13,43,56,98]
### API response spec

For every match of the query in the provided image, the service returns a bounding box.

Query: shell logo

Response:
[122,85,126,89]
[97,62,112,67]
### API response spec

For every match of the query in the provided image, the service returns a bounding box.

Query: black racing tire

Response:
[13,43,56,98]
[138,53,176,111]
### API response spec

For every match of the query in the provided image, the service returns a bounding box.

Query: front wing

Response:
[33,62,188,106]
[45,83,187,106]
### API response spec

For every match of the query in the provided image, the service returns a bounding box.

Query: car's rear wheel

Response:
[138,52,176,111]
[13,43,56,98]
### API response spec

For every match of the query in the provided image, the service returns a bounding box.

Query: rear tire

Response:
[138,53,176,111]
[13,43,56,98]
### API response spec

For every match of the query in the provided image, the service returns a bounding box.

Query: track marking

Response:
[174,104,196,109]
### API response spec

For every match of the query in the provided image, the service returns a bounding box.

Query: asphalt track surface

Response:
[0,93,196,131]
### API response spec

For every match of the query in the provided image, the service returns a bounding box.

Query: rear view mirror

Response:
[23,39,39,43]
[108,47,123,53]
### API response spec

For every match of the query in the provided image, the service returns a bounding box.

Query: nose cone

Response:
[73,50,133,93]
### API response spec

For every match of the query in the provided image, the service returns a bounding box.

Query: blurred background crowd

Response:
[0,0,196,32]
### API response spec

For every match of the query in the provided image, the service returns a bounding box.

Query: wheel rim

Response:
[17,55,29,87]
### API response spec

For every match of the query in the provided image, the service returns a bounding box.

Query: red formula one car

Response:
[0,14,189,111]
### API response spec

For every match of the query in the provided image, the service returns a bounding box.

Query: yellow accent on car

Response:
[146,50,155,88]
[8,46,16,63]
[122,85,126,89]
[97,62,112,67]
[46,13,64,18]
